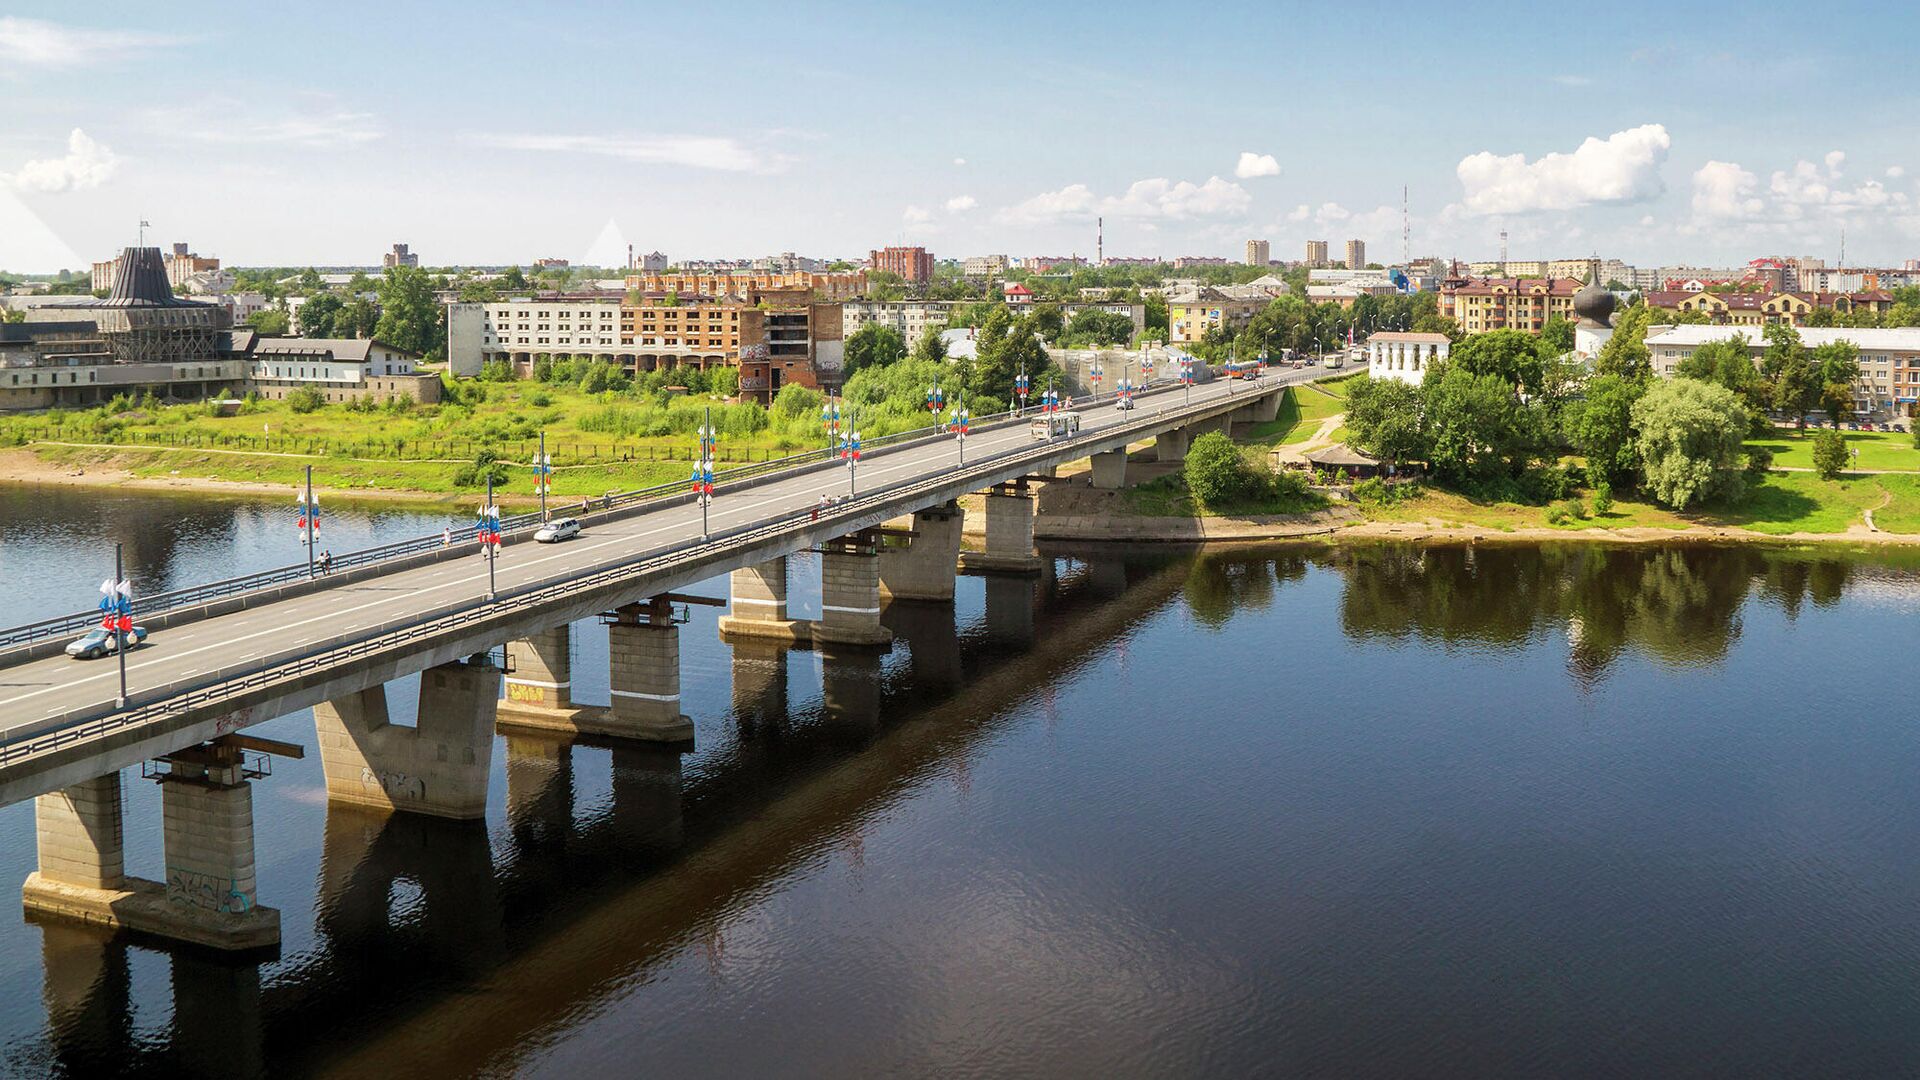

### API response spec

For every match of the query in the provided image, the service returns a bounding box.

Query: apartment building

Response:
[1439,277,1583,333]
[1166,287,1264,344]
[1305,240,1329,267]
[90,242,221,292]
[1643,289,1896,328]
[1245,239,1270,267]
[622,270,866,302]
[962,255,1008,280]
[1646,324,1919,420]
[383,243,419,269]
[869,246,934,283]
[1344,240,1367,270]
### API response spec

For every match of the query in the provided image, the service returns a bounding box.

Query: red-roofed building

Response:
[1438,277,1584,334]
[1002,282,1035,306]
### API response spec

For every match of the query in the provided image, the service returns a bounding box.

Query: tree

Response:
[1030,302,1065,342]
[246,308,291,336]
[1566,374,1646,483]
[1342,375,1427,463]
[297,292,345,336]
[500,266,528,291]
[1422,366,1541,482]
[911,326,948,364]
[1811,339,1861,427]
[1143,294,1169,338]
[1184,431,1260,506]
[1448,328,1547,396]
[1594,303,1653,380]
[2,308,25,324]
[295,267,323,294]
[1540,315,1575,354]
[970,320,1049,403]
[1631,378,1750,509]
[843,323,907,375]
[1675,333,1767,421]
[373,265,442,358]
[1065,307,1133,346]
[457,278,501,303]
[1811,428,1848,479]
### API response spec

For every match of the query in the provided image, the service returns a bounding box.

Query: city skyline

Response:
[5,1,1920,272]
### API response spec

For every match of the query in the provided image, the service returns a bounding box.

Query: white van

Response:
[1029,411,1082,440]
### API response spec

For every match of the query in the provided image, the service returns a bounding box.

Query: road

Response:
[0,368,1324,742]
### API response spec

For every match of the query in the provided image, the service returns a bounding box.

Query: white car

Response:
[1114,396,1135,411]
[66,625,147,659]
[534,518,581,543]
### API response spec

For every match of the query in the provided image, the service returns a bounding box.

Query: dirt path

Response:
[1864,490,1894,533]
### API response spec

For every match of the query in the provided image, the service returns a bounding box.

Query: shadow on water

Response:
[6,534,1918,1076]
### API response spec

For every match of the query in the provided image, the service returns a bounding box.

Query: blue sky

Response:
[4,1,1919,272]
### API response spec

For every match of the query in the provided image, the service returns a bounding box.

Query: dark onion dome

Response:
[1571,279,1615,326]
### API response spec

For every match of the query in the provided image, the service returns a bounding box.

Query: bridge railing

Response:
[0,385,1133,655]
[0,374,1278,768]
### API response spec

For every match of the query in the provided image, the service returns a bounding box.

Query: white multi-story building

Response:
[1646,325,1920,420]
[962,254,1008,279]
[1364,332,1451,385]
[447,299,625,374]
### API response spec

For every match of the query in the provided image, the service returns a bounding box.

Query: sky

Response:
[4,0,1920,273]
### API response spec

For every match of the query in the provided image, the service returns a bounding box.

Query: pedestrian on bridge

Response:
[441,527,451,548]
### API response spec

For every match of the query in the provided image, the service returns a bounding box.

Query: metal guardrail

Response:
[0,375,1273,769]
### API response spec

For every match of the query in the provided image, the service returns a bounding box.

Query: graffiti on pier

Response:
[167,866,254,913]
[361,767,426,803]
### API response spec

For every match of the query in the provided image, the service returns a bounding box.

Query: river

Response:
[2,486,1920,1076]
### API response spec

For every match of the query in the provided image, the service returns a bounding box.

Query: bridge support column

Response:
[958,485,1044,574]
[1090,450,1130,490]
[1251,388,1283,422]
[717,556,809,643]
[314,656,500,820]
[499,627,581,723]
[1155,428,1190,463]
[880,501,965,602]
[607,600,697,743]
[811,531,894,648]
[26,762,281,952]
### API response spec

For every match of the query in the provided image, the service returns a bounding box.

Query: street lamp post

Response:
[841,410,861,496]
[694,407,717,541]
[535,431,552,522]
[821,395,841,456]
[479,475,500,601]
[925,381,945,429]
[298,465,318,578]
[104,544,131,708]
[949,403,970,464]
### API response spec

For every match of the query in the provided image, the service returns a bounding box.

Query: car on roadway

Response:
[66,625,148,659]
[1115,396,1135,411]
[534,517,582,543]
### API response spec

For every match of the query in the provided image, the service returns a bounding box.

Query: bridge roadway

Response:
[0,367,1325,803]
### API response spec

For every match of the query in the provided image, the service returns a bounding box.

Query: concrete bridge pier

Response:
[1090,450,1130,490]
[498,626,586,726]
[606,599,698,743]
[23,760,279,952]
[1250,387,1284,423]
[811,530,894,648]
[883,600,963,689]
[958,483,1044,574]
[718,556,809,643]
[314,656,501,819]
[879,501,965,602]
[1154,428,1191,463]
[729,639,790,736]
[984,575,1038,648]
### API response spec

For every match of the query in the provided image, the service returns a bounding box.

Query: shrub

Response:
[1183,430,1259,506]
[286,385,327,414]
[1811,427,1848,479]
[1561,497,1590,520]
[1744,443,1774,479]
[1545,503,1571,526]
[451,448,510,489]
[528,390,552,408]
[1591,478,1614,515]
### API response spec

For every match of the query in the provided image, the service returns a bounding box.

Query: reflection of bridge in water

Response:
[24,549,1193,1077]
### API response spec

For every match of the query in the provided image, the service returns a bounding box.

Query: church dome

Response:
[1572,280,1615,326]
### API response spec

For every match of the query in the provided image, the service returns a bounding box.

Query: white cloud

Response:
[0,16,189,70]
[1234,152,1281,179]
[1455,123,1671,214]
[1001,183,1098,225]
[469,132,784,173]
[944,194,977,213]
[151,104,387,148]
[6,128,118,193]
[953,157,967,166]
[1690,161,1763,219]
[1824,150,1846,176]
[1105,176,1251,219]
[902,205,933,225]
[1887,165,1906,179]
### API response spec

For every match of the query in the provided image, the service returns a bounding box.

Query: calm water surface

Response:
[2,485,1920,1077]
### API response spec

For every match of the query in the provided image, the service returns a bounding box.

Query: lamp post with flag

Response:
[478,477,501,601]
[1089,358,1104,396]
[820,395,841,455]
[948,403,970,464]
[1014,368,1030,414]
[101,548,133,707]
[925,382,944,428]
[1181,354,1195,405]
[534,431,553,522]
[297,465,319,578]
[693,408,717,541]
[840,412,861,496]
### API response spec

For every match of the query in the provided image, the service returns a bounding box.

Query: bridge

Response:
[0,366,1324,950]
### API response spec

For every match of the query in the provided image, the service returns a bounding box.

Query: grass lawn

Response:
[1748,428,1920,472]
[1241,383,1349,448]
[1124,471,1327,518]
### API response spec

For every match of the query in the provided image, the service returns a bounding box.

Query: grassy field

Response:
[1748,428,1920,472]
[1240,377,1355,448]
[1125,471,1327,518]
